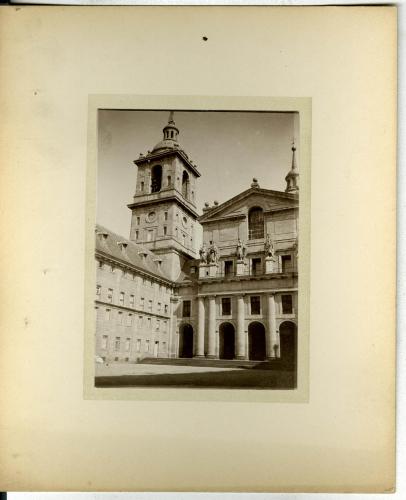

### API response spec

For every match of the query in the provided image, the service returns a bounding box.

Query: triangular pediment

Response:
[198,187,298,223]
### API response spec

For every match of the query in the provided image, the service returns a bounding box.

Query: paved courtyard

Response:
[95,362,296,389]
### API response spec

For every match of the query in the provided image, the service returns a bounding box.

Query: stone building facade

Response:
[95,113,299,365]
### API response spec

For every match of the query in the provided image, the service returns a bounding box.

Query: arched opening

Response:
[179,323,194,358]
[151,165,162,193]
[279,321,297,365]
[248,322,266,360]
[219,322,235,359]
[182,170,190,199]
[248,207,264,240]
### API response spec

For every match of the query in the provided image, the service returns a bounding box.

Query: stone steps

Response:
[139,357,294,370]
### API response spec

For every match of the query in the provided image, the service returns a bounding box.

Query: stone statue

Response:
[264,234,275,258]
[208,241,219,264]
[236,239,246,261]
[199,243,208,264]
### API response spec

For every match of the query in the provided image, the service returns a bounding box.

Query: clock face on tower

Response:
[146,211,157,223]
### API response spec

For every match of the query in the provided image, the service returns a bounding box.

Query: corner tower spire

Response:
[285,140,299,194]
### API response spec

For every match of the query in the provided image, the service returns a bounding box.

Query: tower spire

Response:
[168,110,175,124]
[285,140,299,194]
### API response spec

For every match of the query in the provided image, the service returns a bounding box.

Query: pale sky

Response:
[97,110,298,239]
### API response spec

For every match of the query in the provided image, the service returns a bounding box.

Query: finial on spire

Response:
[285,141,299,194]
[168,111,175,124]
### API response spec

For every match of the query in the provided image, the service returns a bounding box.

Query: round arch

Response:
[219,322,235,360]
[279,321,297,365]
[248,321,266,361]
[179,323,194,358]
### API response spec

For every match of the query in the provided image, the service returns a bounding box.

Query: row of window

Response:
[181,295,293,317]
[97,263,171,292]
[96,287,169,313]
[101,335,166,354]
[98,308,168,331]
[135,227,193,246]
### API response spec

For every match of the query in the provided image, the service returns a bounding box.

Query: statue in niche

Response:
[208,241,219,264]
[236,239,246,261]
[264,234,275,259]
[199,243,208,264]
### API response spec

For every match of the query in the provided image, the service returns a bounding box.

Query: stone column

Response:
[207,295,217,358]
[267,293,278,358]
[195,296,205,357]
[236,295,246,359]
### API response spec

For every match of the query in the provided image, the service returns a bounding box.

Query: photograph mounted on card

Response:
[84,95,311,402]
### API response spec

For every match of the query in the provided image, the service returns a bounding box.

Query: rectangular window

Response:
[136,339,141,352]
[124,357,129,362]
[117,311,123,325]
[98,260,103,269]
[101,335,108,349]
[164,211,168,220]
[162,342,166,351]
[163,226,167,236]
[115,337,121,350]
[140,297,144,309]
[148,300,153,311]
[140,181,144,191]
[164,304,168,314]
[167,176,171,186]
[251,257,262,275]
[136,216,140,225]
[222,297,231,316]
[224,260,233,276]
[281,294,293,314]
[145,340,150,352]
[114,356,119,362]
[107,288,113,303]
[157,302,161,311]
[125,338,131,351]
[281,255,292,273]
[147,230,153,242]
[138,316,143,327]
[119,292,124,305]
[182,300,191,317]
[147,317,151,328]
[96,285,101,295]
[129,294,135,307]
[250,296,261,315]
[105,309,111,321]
[127,314,133,326]
[135,230,139,240]
[156,319,160,331]
[163,320,167,332]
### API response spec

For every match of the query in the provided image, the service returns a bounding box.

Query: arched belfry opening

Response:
[219,322,235,360]
[179,323,194,358]
[151,165,162,193]
[248,207,264,240]
[248,322,266,360]
[182,170,190,199]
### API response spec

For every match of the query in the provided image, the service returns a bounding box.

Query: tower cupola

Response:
[152,111,180,152]
[285,141,299,194]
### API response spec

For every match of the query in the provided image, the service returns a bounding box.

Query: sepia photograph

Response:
[94,109,301,389]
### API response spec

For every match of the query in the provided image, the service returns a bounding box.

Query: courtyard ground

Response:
[95,361,296,389]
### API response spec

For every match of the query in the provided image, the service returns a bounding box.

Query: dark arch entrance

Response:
[248,322,266,361]
[179,323,194,358]
[219,322,235,360]
[279,321,297,365]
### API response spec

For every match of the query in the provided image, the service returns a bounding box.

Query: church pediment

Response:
[198,187,298,224]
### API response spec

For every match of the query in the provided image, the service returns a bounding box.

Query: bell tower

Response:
[128,112,201,280]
